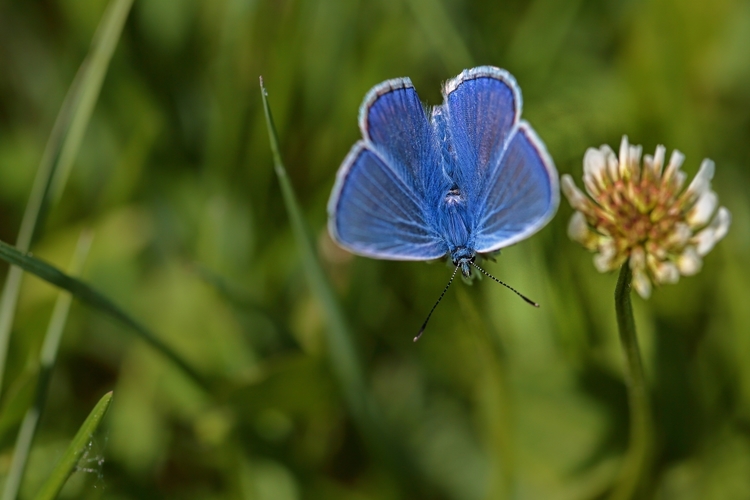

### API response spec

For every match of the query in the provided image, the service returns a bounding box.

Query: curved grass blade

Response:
[31,391,113,500]
[260,77,368,414]
[0,0,135,396]
[259,78,385,452]
[0,239,207,390]
[2,232,93,500]
[259,81,430,494]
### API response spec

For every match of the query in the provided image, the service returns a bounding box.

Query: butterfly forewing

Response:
[360,78,444,204]
[327,81,446,261]
[441,67,521,199]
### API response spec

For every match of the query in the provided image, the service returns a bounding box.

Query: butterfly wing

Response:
[472,123,560,252]
[328,78,446,260]
[441,66,559,253]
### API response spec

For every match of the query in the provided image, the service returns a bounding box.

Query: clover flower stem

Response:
[610,262,653,500]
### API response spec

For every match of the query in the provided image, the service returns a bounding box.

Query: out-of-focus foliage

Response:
[0,0,749,498]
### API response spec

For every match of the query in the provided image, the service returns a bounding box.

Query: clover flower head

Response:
[562,136,731,298]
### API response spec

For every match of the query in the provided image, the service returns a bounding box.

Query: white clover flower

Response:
[562,136,731,298]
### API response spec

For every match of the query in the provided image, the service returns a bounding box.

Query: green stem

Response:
[609,262,652,500]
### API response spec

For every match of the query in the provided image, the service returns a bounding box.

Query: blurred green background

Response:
[1,0,749,498]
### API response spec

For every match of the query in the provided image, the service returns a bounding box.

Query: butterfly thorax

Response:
[440,185,476,277]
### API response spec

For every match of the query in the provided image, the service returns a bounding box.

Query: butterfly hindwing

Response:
[328,146,445,261]
[473,123,559,252]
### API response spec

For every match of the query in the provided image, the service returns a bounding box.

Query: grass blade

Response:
[2,232,93,500]
[46,0,135,207]
[0,0,135,396]
[259,77,370,426]
[31,391,113,500]
[0,239,207,390]
[259,79,425,488]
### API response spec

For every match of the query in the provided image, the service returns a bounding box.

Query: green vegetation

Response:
[0,0,749,498]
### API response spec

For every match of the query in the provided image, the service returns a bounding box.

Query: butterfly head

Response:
[417,246,538,342]
[450,247,476,278]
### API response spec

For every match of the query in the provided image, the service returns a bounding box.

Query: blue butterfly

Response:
[327,66,559,338]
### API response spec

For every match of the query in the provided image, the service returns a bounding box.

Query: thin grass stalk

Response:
[259,78,370,424]
[609,262,653,500]
[0,0,134,397]
[1,232,93,500]
[259,79,416,479]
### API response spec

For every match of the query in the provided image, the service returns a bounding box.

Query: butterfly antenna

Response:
[470,262,539,307]
[414,265,460,342]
